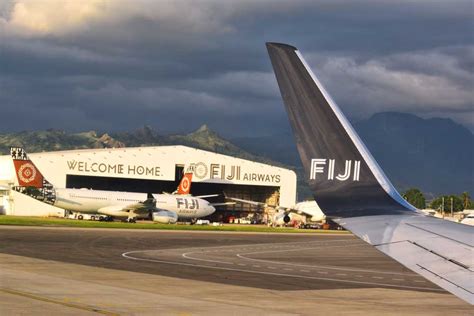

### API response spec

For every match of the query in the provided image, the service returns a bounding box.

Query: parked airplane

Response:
[226,196,325,226]
[10,147,216,223]
[266,42,473,304]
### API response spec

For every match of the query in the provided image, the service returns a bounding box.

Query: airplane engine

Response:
[152,211,178,224]
[273,213,291,226]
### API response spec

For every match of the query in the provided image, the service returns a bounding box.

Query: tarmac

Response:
[0,226,472,315]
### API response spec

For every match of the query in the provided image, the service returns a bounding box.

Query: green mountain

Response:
[0,125,281,167]
[232,112,474,196]
[0,129,125,154]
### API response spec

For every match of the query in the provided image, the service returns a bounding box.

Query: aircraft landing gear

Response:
[125,217,137,223]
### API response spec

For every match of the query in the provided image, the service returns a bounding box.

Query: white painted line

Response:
[182,252,234,265]
[122,251,442,292]
[236,249,414,276]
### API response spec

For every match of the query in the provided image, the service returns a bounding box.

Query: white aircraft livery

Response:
[10,147,215,223]
[266,42,473,304]
[227,196,325,226]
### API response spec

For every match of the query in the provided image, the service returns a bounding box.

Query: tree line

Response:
[402,189,472,212]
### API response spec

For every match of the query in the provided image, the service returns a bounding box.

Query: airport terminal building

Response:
[0,146,297,222]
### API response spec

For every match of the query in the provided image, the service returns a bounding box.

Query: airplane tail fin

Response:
[11,147,46,188]
[266,43,415,218]
[10,147,56,205]
[177,172,193,195]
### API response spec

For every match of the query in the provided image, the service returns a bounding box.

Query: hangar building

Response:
[0,146,297,222]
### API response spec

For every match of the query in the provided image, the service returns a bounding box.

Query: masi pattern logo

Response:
[18,163,37,184]
[310,159,361,181]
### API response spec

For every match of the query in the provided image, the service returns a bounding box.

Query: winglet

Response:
[266,43,416,218]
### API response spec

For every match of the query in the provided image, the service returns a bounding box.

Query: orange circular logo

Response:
[18,163,37,184]
[180,177,190,192]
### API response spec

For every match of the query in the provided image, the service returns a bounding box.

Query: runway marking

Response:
[235,246,415,276]
[393,279,405,281]
[181,240,362,271]
[122,250,442,292]
[182,252,234,265]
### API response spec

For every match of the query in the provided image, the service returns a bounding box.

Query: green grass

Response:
[0,216,349,234]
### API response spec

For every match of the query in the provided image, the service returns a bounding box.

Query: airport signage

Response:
[190,162,281,184]
[66,160,162,177]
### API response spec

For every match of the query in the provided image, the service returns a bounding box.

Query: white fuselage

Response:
[292,200,326,222]
[273,200,326,226]
[54,188,215,219]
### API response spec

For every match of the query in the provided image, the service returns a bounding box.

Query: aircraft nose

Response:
[209,205,216,215]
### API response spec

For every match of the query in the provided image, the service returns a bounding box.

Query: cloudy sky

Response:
[1,0,473,137]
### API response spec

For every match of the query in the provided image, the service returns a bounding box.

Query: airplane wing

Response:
[121,193,157,214]
[266,42,473,304]
[195,194,220,199]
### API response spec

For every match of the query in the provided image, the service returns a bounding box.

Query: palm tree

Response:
[461,192,471,209]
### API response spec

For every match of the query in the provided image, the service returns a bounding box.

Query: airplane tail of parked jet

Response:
[11,147,47,188]
[10,147,56,205]
[177,172,193,195]
[266,42,473,304]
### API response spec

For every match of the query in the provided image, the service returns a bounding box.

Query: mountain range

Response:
[232,112,473,198]
[1,112,472,198]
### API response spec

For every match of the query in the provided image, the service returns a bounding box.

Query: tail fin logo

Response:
[13,160,44,187]
[310,159,361,182]
[177,173,192,195]
[18,163,37,184]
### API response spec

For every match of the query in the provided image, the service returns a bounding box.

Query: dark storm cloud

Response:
[0,0,472,136]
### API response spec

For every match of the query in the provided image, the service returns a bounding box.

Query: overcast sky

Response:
[1,0,473,137]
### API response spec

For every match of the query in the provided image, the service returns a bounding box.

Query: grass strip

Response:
[0,216,348,234]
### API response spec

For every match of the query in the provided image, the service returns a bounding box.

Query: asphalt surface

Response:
[0,226,441,293]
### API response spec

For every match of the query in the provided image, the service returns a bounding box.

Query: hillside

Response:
[354,112,473,195]
[232,112,474,196]
[0,129,125,154]
[0,125,280,167]
[1,112,472,197]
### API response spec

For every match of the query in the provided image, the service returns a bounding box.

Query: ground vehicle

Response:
[461,214,474,226]
[67,212,108,221]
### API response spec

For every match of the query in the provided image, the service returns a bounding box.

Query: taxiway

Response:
[0,226,471,315]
